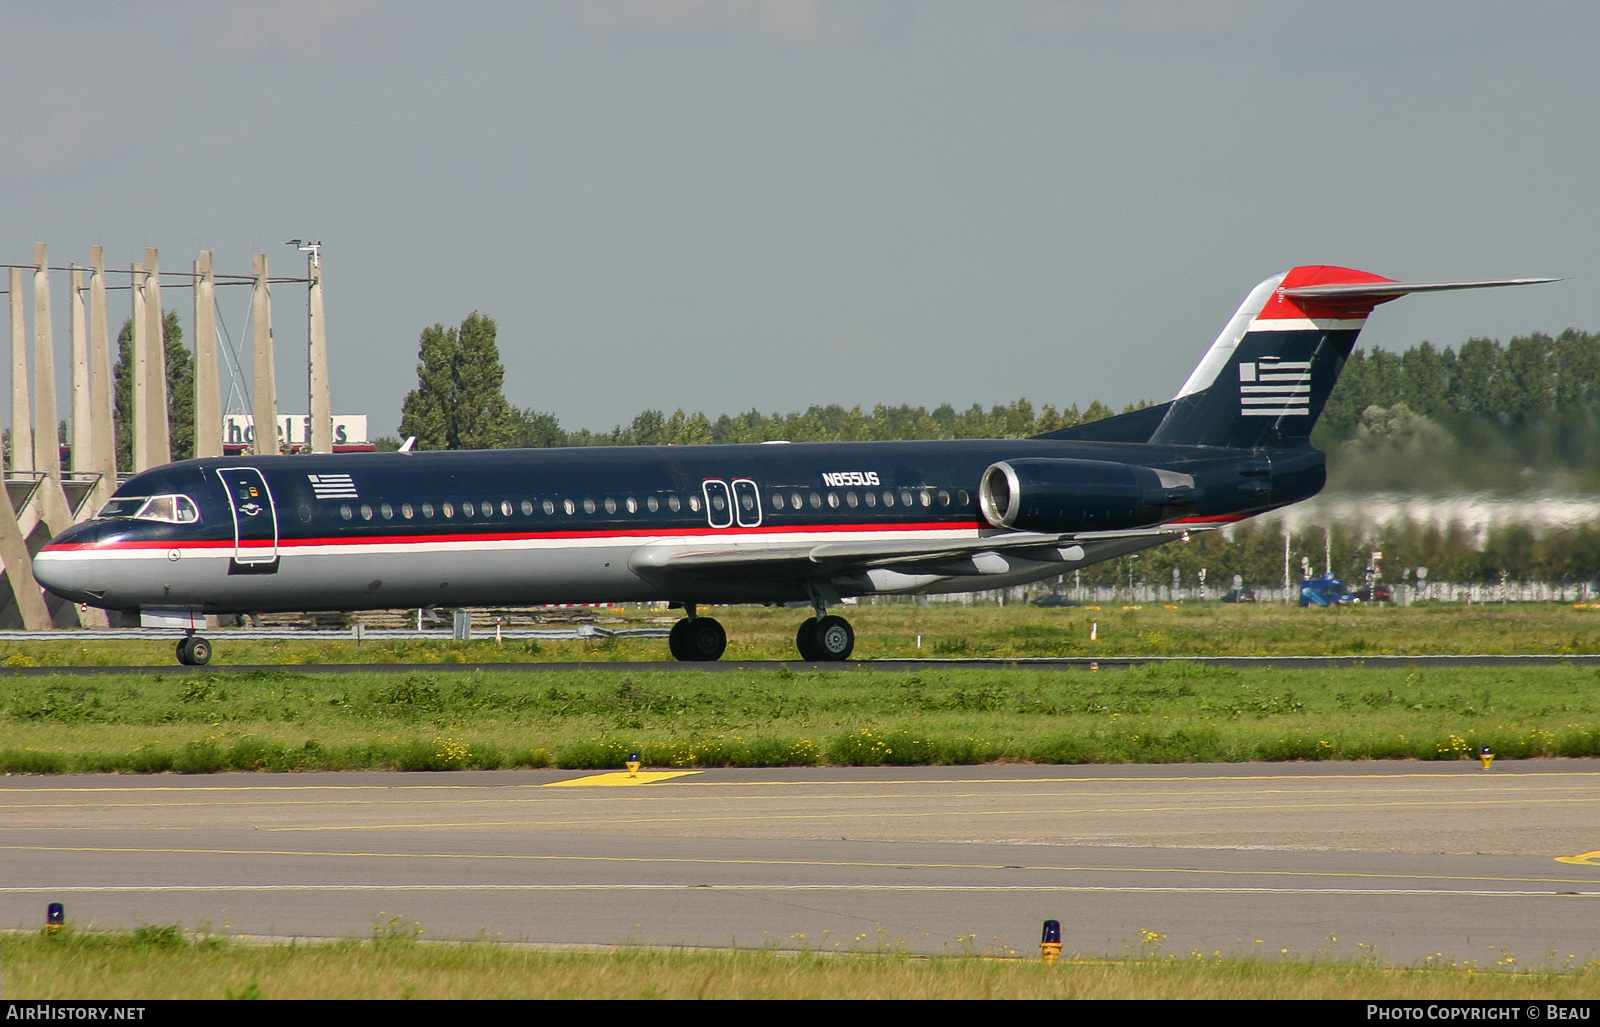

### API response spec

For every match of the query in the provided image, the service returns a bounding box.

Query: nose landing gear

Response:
[176,632,212,666]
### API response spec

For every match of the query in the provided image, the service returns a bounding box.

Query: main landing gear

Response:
[796,612,854,662]
[175,631,212,666]
[667,606,726,662]
[666,600,855,663]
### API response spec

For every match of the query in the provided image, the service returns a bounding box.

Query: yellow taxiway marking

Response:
[1556,851,1600,866]
[543,771,700,787]
[5,770,1598,795]
[19,793,1566,834]
[4,843,1599,887]
[9,782,1599,812]
[5,782,1594,812]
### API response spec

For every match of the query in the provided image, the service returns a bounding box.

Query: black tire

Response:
[795,618,822,661]
[668,618,693,661]
[684,617,726,661]
[812,615,854,661]
[178,635,213,667]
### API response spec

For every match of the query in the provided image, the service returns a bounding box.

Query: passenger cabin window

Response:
[99,495,200,523]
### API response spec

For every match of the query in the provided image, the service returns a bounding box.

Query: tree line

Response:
[1316,329,1600,491]
[396,316,1600,473]
[391,313,1145,451]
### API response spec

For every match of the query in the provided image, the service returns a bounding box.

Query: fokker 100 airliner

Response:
[33,266,1552,665]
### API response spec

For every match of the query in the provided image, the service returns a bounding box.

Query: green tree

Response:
[112,311,195,468]
[398,313,521,450]
[507,406,566,448]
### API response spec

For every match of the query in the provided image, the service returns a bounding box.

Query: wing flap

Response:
[628,524,1210,581]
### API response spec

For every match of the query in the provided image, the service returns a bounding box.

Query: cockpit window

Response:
[98,497,148,519]
[98,494,200,523]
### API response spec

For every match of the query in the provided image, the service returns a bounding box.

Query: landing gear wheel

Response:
[812,615,854,661]
[668,618,693,661]
[795,617,822,661]
[177,634,212,667]
[669,617,726,662]
[796,615,854,661]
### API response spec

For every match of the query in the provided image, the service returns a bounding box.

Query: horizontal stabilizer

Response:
[1282,278,1559,302]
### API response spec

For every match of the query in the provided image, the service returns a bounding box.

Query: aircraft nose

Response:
[34,523,106,597]
[32,547,94,594]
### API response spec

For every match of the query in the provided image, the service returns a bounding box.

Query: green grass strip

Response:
[2,663,1600,772]
[4,926,1599,999]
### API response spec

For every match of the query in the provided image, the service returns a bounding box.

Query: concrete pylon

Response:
[193,251,221,458]
[0,263,50,630]
[65,267,109,629]
[10,268,32,474]
[251,253,277,455]
[0,462,52,633]
[88,246,116,510]
[308,247,332,454]
[70,265,90,473]
[130,263,148,471]
[143,248,170,467]
[29,244,74,540]
[33,243,60,477]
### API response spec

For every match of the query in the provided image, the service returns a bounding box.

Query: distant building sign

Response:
[224,414,369,449]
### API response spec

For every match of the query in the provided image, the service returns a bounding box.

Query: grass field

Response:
[2,659,1598,772]
[4,927,1599,1000]
[1,601,1598,667]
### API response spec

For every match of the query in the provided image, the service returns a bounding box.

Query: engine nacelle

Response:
[978,458,1198,532]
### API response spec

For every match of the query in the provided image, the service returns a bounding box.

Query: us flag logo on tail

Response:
[307,473,359,499]
[1238,357,1311,417]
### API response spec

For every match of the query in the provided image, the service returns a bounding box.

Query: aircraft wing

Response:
[627,523,1209,584]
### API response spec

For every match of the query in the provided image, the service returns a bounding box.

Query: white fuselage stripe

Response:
[40,527,988,562]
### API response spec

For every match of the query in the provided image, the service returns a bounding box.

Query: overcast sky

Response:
[2,1,1596,437]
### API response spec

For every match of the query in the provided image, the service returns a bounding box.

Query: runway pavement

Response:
[3,761,1599,963]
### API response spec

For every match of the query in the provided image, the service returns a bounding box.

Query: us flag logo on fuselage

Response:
[307,473,359,499]
[1238,357,1311,417]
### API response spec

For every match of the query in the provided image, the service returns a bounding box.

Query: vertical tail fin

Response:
[1148,266,1555,449]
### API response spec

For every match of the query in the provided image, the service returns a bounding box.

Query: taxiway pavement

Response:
[3,761,1598,963]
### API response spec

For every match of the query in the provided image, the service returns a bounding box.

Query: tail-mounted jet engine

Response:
[978,459,1198,532]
